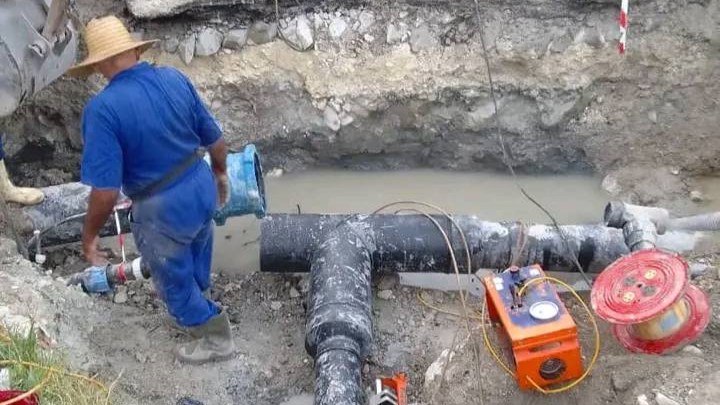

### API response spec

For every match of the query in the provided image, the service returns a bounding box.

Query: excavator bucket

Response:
[0,0,78,117]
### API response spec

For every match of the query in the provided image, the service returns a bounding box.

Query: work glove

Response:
[216,173,230,209]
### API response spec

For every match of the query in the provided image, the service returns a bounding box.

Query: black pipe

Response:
[20,183,132,256]
[305,222,374,405]
[261,214,630,274]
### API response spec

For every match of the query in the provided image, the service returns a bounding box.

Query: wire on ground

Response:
[371,201,485,404]
[471,0,593,288]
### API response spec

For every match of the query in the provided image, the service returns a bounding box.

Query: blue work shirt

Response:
[80,62,221,196]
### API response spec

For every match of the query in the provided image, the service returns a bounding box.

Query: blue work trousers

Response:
[129,163,220,327]
[0,134,5,160]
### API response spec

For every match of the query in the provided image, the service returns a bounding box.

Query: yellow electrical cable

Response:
[377,202,487,403]
[480,276,601,394]
[480,298,516,378]
[416,292,484,322]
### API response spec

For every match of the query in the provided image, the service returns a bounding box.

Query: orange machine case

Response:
[484,265,584,390]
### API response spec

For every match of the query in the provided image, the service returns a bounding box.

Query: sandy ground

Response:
[1,230,719,405]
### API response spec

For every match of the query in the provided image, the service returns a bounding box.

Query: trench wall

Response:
[1,0,718,183]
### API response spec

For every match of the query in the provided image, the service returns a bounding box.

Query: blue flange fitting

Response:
[205,144,267,226]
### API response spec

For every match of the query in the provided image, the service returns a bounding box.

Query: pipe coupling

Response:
[623,217,657,252]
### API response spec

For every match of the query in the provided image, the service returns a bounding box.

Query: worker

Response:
[0,134,44,205]
[67,16,234,365]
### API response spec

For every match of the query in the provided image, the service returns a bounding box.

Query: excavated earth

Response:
[1,0,720,404]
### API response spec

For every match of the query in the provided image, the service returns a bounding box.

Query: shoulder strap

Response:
[128,148,205,202]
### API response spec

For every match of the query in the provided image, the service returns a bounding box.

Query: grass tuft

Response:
[0,325,114,405]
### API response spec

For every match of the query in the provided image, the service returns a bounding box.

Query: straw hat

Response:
[67,16,158,78]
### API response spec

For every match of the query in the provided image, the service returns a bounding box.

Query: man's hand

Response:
[216,173,230,209]
[82,188,119,265]
[208,138,229,209]
[83,235,108,265]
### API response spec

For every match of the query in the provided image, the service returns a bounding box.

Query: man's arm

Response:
[79,97,123,264]
[208,138,229,207]
[208,138,228,175]
[82,189,119,265]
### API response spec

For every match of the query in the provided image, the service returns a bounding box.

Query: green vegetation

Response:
[0,326,114,405]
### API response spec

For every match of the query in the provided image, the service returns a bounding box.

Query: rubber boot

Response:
[165,290,213,336]
[175,311,235,365]
[0,159,44,205]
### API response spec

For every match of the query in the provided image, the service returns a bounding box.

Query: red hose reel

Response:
[591,249,711,354]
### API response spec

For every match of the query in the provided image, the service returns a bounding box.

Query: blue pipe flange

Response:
[206,144,267,225]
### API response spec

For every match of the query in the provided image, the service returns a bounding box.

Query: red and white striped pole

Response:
[618,0,629,54]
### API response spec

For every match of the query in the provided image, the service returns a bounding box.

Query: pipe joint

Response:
[605,202,662,251]
[623,216,657,252]
[604,201,669,235]
[316,335,362,359]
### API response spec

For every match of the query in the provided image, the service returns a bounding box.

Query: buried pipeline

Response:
[11,147,720,405]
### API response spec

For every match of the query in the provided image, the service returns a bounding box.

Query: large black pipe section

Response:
[261,214,631,274]
[305,221,374,405]
[19,183,132,252]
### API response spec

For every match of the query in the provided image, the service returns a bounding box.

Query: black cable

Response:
[471,0,592,288]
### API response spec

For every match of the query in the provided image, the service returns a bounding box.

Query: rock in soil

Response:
[410,24,435,53]
[282,16,314,50]
[163,37,180,53]
[249,21,278,45]
[178,34,195,65]
[323,106,341,131]
[690,190,705,202]
[377,290,394,300]
[329,17,348,39]
[357,11,375,33]
[195,28,223,56]
[114,286,129,304]
[681,345,703,355]
[223,29,248,50]
[386,22,407,44]
[654,392,680,405]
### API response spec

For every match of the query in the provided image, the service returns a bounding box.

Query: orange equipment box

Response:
[484,265,583,390]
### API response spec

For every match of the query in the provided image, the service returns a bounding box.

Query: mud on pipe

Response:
[261,214,631,274]
[305,221,374,405]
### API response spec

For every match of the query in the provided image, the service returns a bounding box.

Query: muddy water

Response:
[212,170,610,274]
